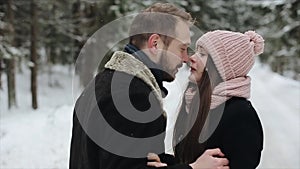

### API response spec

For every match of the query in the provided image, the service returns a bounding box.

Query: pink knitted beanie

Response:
[196,30,264,81]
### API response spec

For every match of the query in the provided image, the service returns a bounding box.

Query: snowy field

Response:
[0,62,299,169]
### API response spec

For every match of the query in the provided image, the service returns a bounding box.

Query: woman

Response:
[149,30,264,169]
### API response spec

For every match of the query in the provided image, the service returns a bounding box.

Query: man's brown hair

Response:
[129,3,193,49]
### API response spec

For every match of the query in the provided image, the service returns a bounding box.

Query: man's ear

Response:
[147,34,161,55]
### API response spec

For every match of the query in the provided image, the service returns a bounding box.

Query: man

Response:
[69,3,228,169]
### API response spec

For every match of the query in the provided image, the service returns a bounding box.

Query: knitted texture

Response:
[196,30,264,81]
[210,76,251,109]
[196,30,264,109]
[184,86,197,113]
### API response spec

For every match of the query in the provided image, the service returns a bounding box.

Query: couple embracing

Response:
[69,3,264,169]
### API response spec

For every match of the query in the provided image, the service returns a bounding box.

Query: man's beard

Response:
[163,71,174,82]
[160,50,175,82]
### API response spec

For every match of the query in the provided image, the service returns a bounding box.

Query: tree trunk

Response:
[17,56,23,73]
[72,1,86,87]
[5,59,17,108]
[6,0,17,108]
[46,47,53,87]
[0,59,3,90]
[30,0,38,109]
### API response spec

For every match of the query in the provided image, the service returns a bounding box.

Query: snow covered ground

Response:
[0,65,74,168]
[0,62,299,168]
[250,63,300,169]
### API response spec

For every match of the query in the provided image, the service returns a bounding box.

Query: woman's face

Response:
[189,46,209,83]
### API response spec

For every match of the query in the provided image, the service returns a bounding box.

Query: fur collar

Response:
[105,51,166,117]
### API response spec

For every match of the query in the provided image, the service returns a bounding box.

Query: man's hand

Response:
[189,148,229,169]
[147,153,167,167]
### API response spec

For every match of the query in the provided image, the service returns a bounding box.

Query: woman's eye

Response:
[199,52,207,57]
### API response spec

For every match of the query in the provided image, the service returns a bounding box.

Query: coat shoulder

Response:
[224,97,258,120]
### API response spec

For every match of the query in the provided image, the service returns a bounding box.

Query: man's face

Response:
[159,20,191,82]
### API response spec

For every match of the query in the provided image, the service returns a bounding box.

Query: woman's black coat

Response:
[175,97,264,169]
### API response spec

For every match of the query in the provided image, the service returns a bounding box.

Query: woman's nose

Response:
[186,54,195,67]
[189,54,196,63]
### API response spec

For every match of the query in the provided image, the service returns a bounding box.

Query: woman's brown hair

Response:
[174,55,223,163]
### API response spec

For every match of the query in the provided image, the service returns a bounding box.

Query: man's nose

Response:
[182,51,189,63]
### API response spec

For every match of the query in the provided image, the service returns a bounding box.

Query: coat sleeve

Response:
[221,100,264,169]
[69,111,192,169]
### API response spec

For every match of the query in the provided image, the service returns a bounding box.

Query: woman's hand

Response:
[147,153,167,167]
[189,148,229,169]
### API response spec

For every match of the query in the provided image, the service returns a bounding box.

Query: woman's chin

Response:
[188,75,197,84]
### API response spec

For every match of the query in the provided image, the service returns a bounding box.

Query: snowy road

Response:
[0,63,299,168]
[250,64,300,169]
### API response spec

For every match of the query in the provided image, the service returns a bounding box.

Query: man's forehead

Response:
[174,20,191,45]
[173,36,191,46]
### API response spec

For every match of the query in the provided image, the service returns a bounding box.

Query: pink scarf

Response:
[210,76,251,109]
[184,76,251,112]
[184,86,197,113]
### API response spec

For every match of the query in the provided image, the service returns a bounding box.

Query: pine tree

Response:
[30,0,38,109]
[5,0,17,109]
